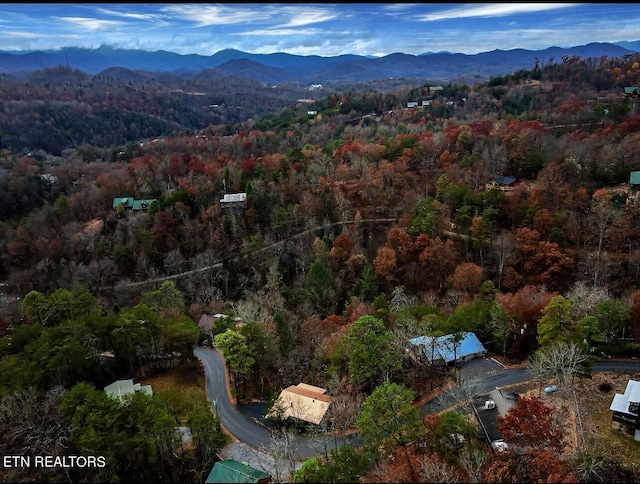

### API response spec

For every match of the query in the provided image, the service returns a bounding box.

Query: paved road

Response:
[194,346,640,459]
[193,346,358,459]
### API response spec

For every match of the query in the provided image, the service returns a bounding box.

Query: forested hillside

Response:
[1,53,640,482]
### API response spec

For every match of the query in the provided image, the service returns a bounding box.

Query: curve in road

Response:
[194,346,640,459]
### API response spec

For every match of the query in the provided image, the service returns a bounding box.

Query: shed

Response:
[630,171,640,187]
[205,459,271,484]
[409,332,486,365]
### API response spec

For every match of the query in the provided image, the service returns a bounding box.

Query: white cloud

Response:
[162,4,273,26]
[241,28,324,37]
[94,7,159,22]
[419,3,578,22]
[55,17,126,31]
[276,6,338,27]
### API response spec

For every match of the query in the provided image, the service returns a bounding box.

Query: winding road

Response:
[194,346,640,460]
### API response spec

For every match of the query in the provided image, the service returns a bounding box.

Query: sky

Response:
[1,3,640,57]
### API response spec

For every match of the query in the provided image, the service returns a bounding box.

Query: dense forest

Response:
[2,53,640,482]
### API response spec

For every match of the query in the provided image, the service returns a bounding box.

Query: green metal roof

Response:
[205,460,271,483]
[132,199,156,211]
[624,86,639,95]
[630,172,640,185]
[112,197,134,209]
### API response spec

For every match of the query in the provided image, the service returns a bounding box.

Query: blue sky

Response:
[2,3,640,57]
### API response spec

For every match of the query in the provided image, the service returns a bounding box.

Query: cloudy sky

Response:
[1,3,639,57]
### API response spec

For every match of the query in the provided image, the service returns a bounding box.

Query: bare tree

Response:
[493,230,514,291]
[565,281,609,319]
[420,454,459,483]
[458,446,489,483]
[260,429,299,483]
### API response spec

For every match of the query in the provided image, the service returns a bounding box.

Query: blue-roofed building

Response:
[409,332,487,366]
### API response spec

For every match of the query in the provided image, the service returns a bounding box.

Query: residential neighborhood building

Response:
[266,383,333,426]
[609,379,640,440]
[409,332,487,366]
[112,197,156,211]
[205,459,272,484]
[220,192,247,208]
[486,176,517,192]
[104,379,153,402]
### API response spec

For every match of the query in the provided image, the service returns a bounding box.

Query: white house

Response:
[610,379,640,440]
[104,379,153,402]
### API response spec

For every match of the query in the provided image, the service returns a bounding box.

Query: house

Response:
[609,379,640,440]
[132,199,156,211]
[113,197,134,210]
[409,332,487,366]
[486,176,516,192]
[624,86,640,96]
[205,459,272,484]
[104,379,153,402]
[112,197,156,211]
[407,101,419,108]
[628,172,640,205]
[220,192,247,208]
[266,383,333,426]
[421,100,432,107]
[429,85,444,92]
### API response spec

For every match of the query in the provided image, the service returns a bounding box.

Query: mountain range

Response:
[2,41,640,84]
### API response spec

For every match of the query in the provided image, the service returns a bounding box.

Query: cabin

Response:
[609,379,640,440]
[486,176,516,192]
[409,332,487,366]
[266,383,333,426]
[112,197,156,211]
[220,192,247,209]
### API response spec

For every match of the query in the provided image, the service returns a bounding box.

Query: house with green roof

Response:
[205,460,271,484]
[112,197,156,212]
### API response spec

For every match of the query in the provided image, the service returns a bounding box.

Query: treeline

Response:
[0,66,319,155]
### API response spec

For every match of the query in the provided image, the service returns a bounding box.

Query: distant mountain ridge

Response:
[1,41,638,83]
